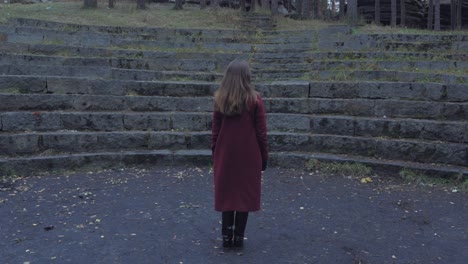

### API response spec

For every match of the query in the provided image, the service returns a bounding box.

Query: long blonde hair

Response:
[214,60,258,116]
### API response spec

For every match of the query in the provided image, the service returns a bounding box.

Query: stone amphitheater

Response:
[0,16,467,179]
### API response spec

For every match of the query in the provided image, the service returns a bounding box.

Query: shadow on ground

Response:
[1,166,467,264]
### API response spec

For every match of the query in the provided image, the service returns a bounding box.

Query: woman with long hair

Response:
[211,59,268,249]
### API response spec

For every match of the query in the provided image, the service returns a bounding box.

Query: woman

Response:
[211,60,268,249]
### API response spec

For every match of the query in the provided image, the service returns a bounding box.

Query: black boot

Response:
[233,211,249,248]
[222,211,234,248]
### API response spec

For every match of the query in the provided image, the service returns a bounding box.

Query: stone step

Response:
[0,131,209,156]
[6,42,465,65]
[1,94,466,121]
[0,149,466,180]
[8,17,317,43]
[267,97,467,121]
[268,133,468,167]
[6,48,466,79]
[382,41,459,52]
[318,33,468,52]
[7,18,254,40]
[5,26,255,52]
[307,82,468,102]
[5,75,467,103]
[0,42,248,61]
[1,131,466,167]
[308,115,467,144]
[0,149,213,176]
[0,64,223,82]
[257,70,468,84]
[0,64,111,79]
[111,69,223,82]
[0,76,311,98]
[252,51,468,63]
[2,39,465,69]
[0,75,211,96]
[272,151,468,179]
[251,60,468,73]
[0,111,212,133]
[0,53,226,73]
[2,108,465,142]
[1,111,465,144]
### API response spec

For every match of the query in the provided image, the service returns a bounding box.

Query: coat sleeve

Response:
[211,108,222,156]
[255,96,268,162]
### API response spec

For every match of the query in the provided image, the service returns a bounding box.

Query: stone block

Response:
[73,95,127,111]
[61,113,123,131]
[88,80,125,96]
[374,100,440,119]
[268,133,310,151]
[439,103,468,121]
[0,134,39,155]
[446,84,468,102]
[1,112,62,132]
[96,132,149,151]
[172,113,210,131]
[0,76,47,93]
[267,98,313,114]
[261,81,309,98]
[148,132,186,150]
[46,78,89,94]
[123,113,170,131]
[310,135,377,157]
[267,114,310,132]
[418,121,466,143]
[189,132,210,149]
[41,133,98,153]
[310,116,355,136]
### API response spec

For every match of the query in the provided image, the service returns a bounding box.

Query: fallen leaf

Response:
[360,177,373,183]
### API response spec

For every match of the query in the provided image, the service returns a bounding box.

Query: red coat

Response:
[211,95,268,212]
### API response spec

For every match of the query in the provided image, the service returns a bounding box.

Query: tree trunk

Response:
[457,0,462,30]
[347,0,358,24]
[427,0,433,29]
[83,0,97,8]
[375,0,380,25]
[200,0,206,9]
[331,0,336,20]
[316,0,322,20]
[391,0,396,27]
[108,0,114,8]
[400,0,406,27]
[241,0,246,12]
[297,0,303,17]
[271,0,278,15]
[137,0,146,9]
[261,0,269,10]
[303,0,310,19]
[451,0,457,29]
[339,0,345,20]
[434,0,440,31]
[251,0,256,12]
[174,0,183,10]
[211,0,219,9]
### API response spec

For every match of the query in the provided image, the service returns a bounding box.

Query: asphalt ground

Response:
[0,166,467,264]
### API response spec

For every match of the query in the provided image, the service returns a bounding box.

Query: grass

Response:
[0,1,338,31]
[0,1,244,29]
[305,159,373,177]
[355,23,468,35]
[399,168,468,191]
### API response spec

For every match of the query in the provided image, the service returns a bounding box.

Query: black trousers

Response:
[222,211,249,238]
